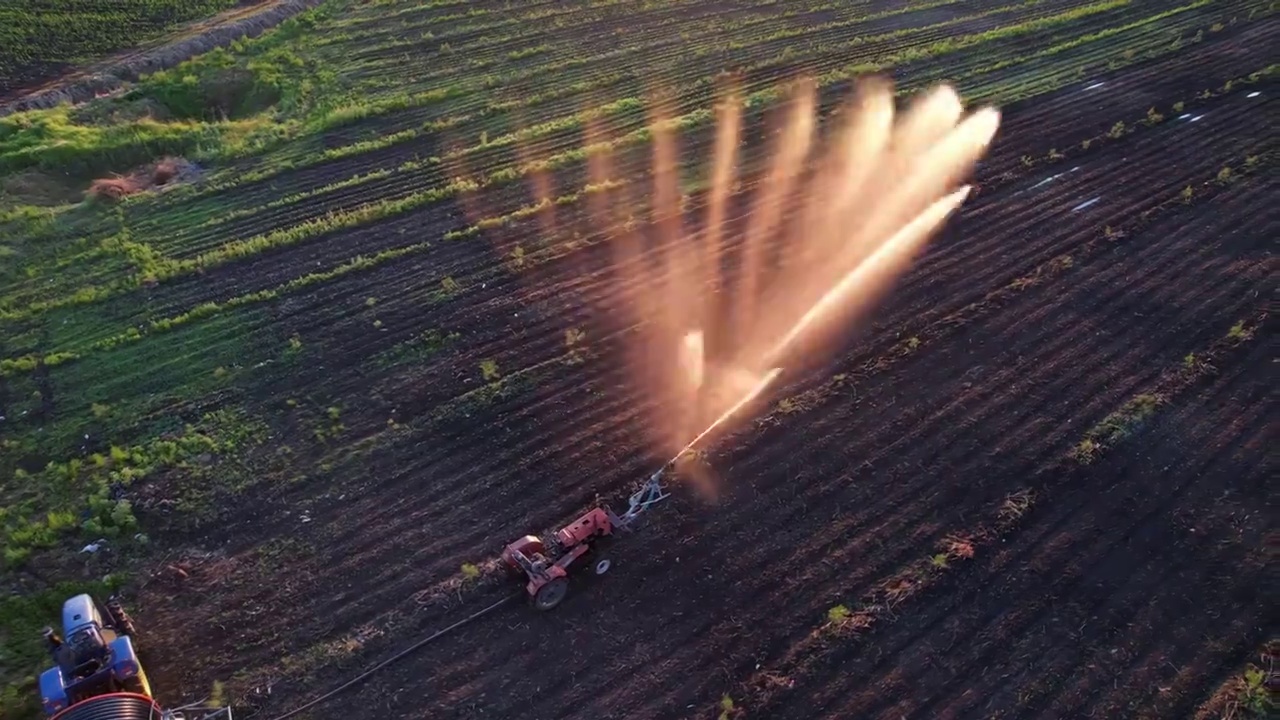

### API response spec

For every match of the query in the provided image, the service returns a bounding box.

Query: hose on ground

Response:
[266,591,523,720]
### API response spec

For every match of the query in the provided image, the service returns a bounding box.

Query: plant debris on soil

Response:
[87,157,203,202]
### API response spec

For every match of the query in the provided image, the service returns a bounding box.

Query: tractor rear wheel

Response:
[533,578,569,611]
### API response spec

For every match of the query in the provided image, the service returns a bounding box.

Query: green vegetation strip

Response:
[1070,311,1267,464]
[136,1,1161,273]
[2,409,267,566]
[167,0,1029,198]
[0,1,240,76]
[2,28,1263,377]
[165,0,1230,239]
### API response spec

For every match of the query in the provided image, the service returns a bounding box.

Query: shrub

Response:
[141,45,327,120]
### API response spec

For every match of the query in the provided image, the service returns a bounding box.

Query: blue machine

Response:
[38,593,154,718]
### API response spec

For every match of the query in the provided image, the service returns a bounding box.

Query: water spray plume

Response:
[679,367,781,458]
[765,184,973,365]
[548,74,1000,492]
[660,74,988,476]
[733,78,818,342]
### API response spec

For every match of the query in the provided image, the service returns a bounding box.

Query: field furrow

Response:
[4,1,1273,718]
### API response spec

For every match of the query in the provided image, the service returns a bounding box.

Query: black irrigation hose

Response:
[266,591,524,720]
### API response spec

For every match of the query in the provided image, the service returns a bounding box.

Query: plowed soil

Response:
[5,2,1273,720]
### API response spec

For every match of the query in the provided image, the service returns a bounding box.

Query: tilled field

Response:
[1,0,1274,719]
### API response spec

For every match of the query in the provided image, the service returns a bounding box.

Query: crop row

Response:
[117,27,1239,325]
[339,0,1068,145]
[0,45,1264,379]
[233,144,1272,664]
[217,0,1047,179]
[209,2,1228,252]
[124,0,1231,260]
[0,0,239,89]
[731,287,1272,717]
[0,9,1259,340]
[250,0,1235,218]
[340,0,972,86]
[12,24,1280,353]
[264,105,1274,466]
[168,0,1086,188]
[2,112,1259,597]
[125,0,1214,255]
[2,102,1259,491]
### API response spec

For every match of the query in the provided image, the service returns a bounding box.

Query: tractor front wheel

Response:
[533,578,569,611]
[107,600,137,637]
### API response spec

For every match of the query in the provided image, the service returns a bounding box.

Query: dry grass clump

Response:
[86,155,200,202]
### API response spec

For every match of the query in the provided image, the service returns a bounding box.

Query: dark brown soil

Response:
[105,7,1277,720]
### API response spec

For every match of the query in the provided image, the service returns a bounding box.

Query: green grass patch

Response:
[0,1,240,80]
[371,328,461,369]
[0,3,343,189]
[2,308,262,472]
[1071,393,1165,462]
[2,407,268,568]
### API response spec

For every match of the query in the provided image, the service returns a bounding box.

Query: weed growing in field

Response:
[1108,121,1127,139]
[1144,106,1164,125]
[1227,321,1253,343]
[460,563,481,581]
[718,695,737,720]
[480,359,501,381]
[1181,185,1195,203]
[564,328,588,365]
[826,605,851,625]
[1071,394,1165,463]
[1234,664,1274,714]
[1173,101,1185,113]
[507,245,527,271]
[313,407,345,443]
[1217,166,1235,185]
[999,489,1035,522]
[1070,438,1100,464]
[929,553,949,569]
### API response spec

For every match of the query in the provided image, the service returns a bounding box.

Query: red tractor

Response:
[502,470,669,610]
